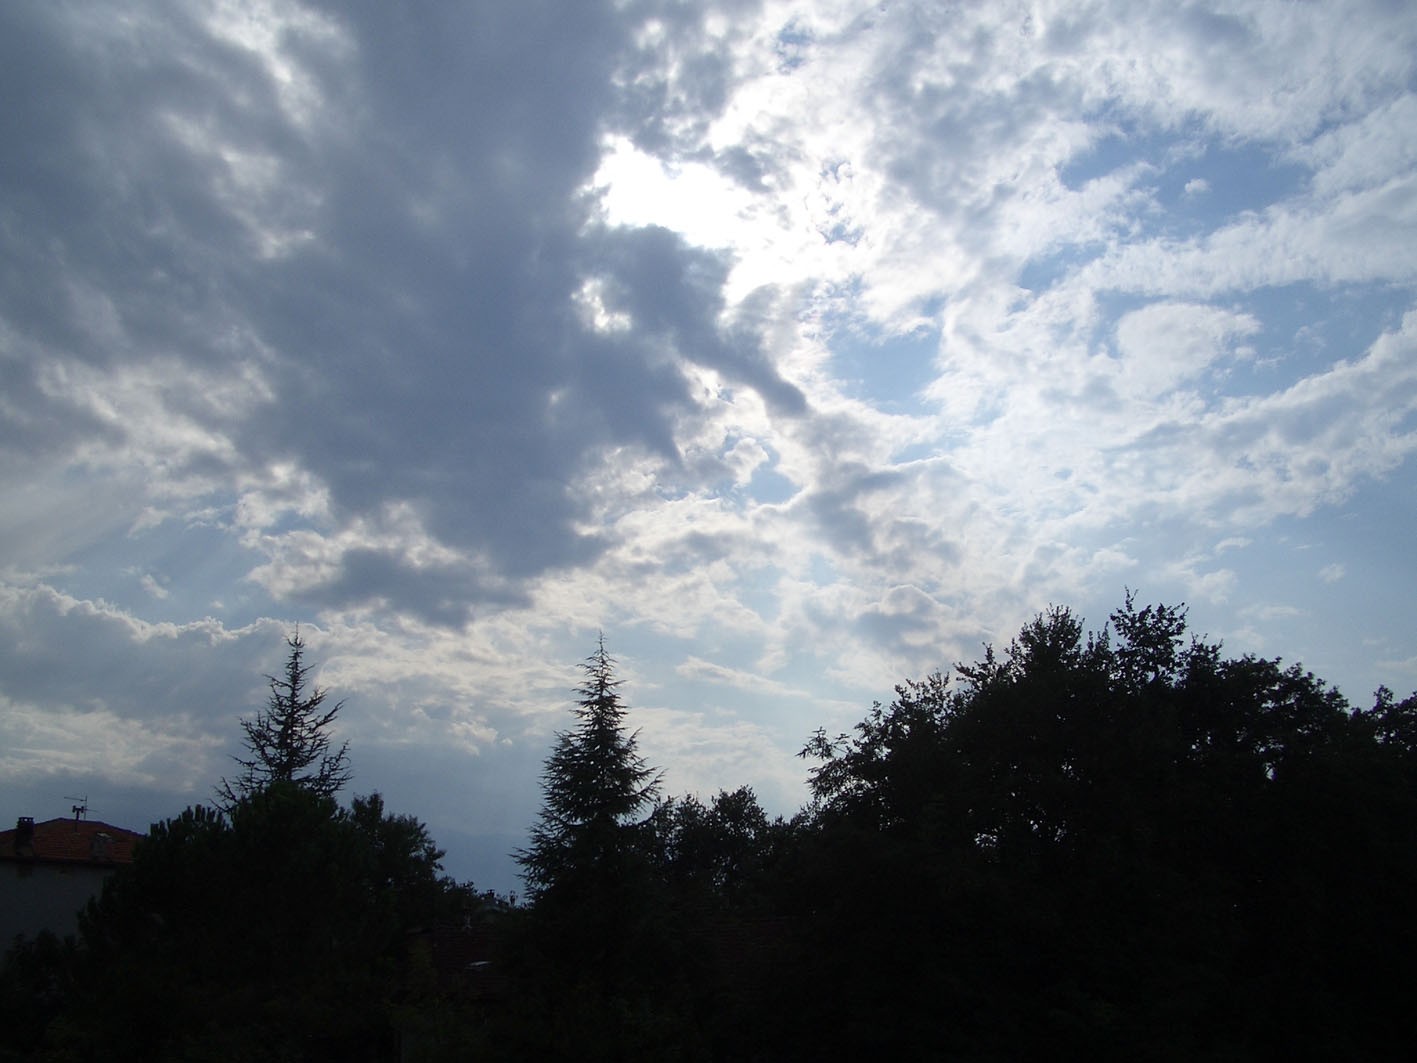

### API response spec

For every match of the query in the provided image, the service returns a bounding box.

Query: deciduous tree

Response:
[791,598,1417,1059]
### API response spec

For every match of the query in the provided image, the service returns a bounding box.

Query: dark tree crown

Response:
[217,629,351,809]
[517,635,661,899]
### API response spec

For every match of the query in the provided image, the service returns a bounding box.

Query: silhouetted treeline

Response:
[5,598,1417,1060]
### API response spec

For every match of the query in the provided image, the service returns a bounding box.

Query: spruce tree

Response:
[216,629,351,809]
[518,635,661,902]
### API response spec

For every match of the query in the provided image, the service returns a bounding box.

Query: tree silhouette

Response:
[217,629,351,809]
[787,599,1417,1059]
[517,635,661,902]
[501,637,677,1057]
[60,784,457,1061]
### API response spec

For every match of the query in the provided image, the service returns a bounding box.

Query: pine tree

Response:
[216,629,351,809]
[518,635,661,901]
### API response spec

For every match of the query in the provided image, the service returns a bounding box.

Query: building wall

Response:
[0,862,114,947]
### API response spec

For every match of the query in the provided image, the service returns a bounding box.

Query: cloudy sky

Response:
[3,0,1415,893]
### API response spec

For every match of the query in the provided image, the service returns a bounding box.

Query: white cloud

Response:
[139,574,170,600]
[1319,563,1346,584]
[1111,302,1259,398]
[0,695,224,792]
[1238,601,1306,626]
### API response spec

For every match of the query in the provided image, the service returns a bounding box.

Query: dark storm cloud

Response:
[604,0,760,156]
[590,226,807,415]
[800,462,907,557]
[0,1,791,624]
[230,1,665,582]
[0,4,257,455]
[306,549,527,629]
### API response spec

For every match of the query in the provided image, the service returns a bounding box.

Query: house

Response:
[0,814,144,947]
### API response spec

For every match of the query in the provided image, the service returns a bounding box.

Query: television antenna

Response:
[65,794,90,821]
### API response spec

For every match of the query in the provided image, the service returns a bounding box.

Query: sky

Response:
[3,0,1416,896]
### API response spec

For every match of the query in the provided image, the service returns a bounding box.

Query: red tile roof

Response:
[0,817,144,866]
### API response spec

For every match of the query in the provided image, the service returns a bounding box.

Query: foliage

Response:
[645,786,791,912]
[0,630,484,1061]
[7,600,1416,1061]
[23,785,462,1062]
[516,635,661,904]
[216,629,351,809]
[497,638,680,1056]
[788,596,1417,1059]
[0,931,78,1059]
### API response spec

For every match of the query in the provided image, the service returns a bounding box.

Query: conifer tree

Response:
[518,635,661,901]
[216,629,351,809]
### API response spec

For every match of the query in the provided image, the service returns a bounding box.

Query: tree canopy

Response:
[7,600,1417,1061]
[516,635,661,903]
[0,633,481,1062]
[216,629,351,809]
[785,596,1417,1059]
[57,784,461,1061]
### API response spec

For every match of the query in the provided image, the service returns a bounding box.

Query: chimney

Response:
[14,816,35,857]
